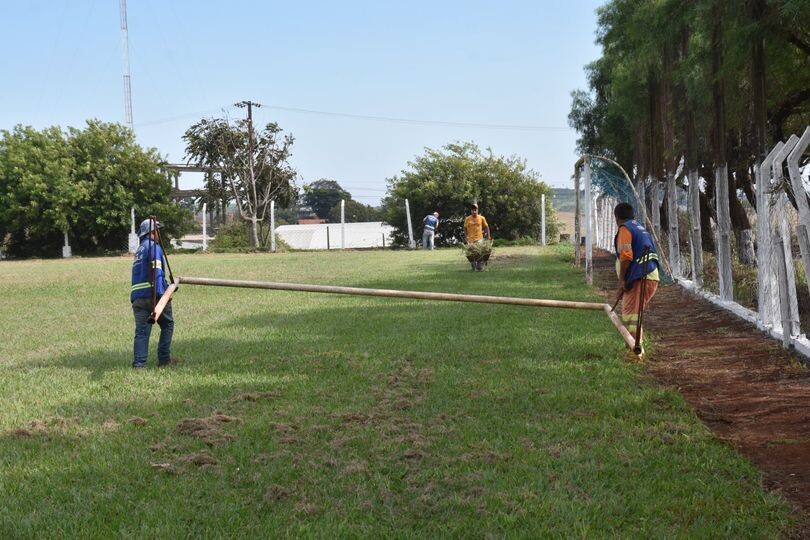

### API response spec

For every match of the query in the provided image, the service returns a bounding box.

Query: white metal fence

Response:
[576,126,810,357]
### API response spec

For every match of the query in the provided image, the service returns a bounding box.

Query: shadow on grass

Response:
[44,297,618,373]
[41,247,611,377]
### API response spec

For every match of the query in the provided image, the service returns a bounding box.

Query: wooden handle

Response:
[603,304,637,350]
[148,283,178,324]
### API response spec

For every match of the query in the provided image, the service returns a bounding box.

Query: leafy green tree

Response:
[0,125,73,257]
[381,142,557,246]
[0,121,190,257]
[68,121,190,252]
[302,179,351,220]
[569,0,810,260]
[327,200,383,223]
[184,117,298,248]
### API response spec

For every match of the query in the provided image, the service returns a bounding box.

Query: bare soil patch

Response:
[175,413,242,446]
[592,249,810,535]
[12,415,78,438]
[178,450,218,467]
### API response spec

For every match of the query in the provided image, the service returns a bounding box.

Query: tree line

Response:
[0,121,190,258]
[184,117,557,248]
[568,0,809,258]
[2,115,558,256]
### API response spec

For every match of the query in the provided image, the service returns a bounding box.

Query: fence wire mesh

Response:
[583,128,810,351]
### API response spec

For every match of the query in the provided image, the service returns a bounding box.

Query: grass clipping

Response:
[463,240,493,261]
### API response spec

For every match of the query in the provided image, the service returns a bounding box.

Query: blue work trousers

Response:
[132,297,174,368]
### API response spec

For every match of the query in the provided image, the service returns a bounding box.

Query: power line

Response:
[133,107,234,127]
[263,104,571,131]
[132,103,571,132]
[338,186,388,193]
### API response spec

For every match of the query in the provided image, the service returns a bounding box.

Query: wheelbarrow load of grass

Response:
[464,240,492,271]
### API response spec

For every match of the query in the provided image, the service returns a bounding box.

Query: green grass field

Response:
[0,246,795,537]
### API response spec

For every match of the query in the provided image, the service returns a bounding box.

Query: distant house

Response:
[275,222,394,250]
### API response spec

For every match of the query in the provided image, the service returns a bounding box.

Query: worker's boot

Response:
[158,357,181,368]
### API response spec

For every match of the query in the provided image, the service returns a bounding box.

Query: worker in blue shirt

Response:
[422,211,440,250]
[130,218,176,368]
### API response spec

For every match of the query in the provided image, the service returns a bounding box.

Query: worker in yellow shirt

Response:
[463,203,492,270]
[614,202,659,354]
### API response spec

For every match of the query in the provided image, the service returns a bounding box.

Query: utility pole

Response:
[235,100,262,248]
[235,101,261,148]
[119,0,134,129]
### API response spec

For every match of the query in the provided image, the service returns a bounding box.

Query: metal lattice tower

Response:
[119,0,133,129]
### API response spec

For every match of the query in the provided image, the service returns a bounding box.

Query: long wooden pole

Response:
[175,276,607,311]
[150,277,640,351]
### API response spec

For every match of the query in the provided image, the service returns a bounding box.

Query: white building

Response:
[275,221,394,250]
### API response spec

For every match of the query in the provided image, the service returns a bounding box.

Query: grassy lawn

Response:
[0,246,794,537]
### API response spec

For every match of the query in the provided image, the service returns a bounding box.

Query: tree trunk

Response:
[681,26,704,285]
[729,166,756,264]
[650,179,662,242]
[634,126,648,225]
[699,169,717,252]
[711,1,734,301]
[249,217,259,249]
[751,0,767,162]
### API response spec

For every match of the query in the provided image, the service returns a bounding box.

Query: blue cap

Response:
[138,218,163,238]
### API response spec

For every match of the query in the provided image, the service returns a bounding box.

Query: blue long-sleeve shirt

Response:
[131,238,167,302]
[423,214,439,231]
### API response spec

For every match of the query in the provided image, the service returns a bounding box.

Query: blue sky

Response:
[2,0,603,205]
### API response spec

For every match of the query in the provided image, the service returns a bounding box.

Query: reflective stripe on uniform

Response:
[131,282,151,292]
[151,260,163,269]
[635,252,659,265]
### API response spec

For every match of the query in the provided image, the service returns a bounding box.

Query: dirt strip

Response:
[591,250,810,536]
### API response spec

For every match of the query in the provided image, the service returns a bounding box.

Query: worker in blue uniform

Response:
[130,218,176,368]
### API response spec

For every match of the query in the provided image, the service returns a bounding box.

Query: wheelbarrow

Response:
[465,250,491,271]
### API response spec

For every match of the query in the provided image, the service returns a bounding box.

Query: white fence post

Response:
[574,167,581,265]
[584,157,593,285]
[687,171,703,288]
[202,203,208,252]
[773,138,801,336]
[593,193,600,252]
[270,200,275,253]
[608,197,614,249]
[128,207,138,253]
[62,230,72,258]
[715,163,734,301]
[541,193,546,246]
[757,142,783,327]
[666,170,681,278]
[341,199,345,250]
[773,232,794,348]
[787,127,810,298]
[405,199,415,249]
